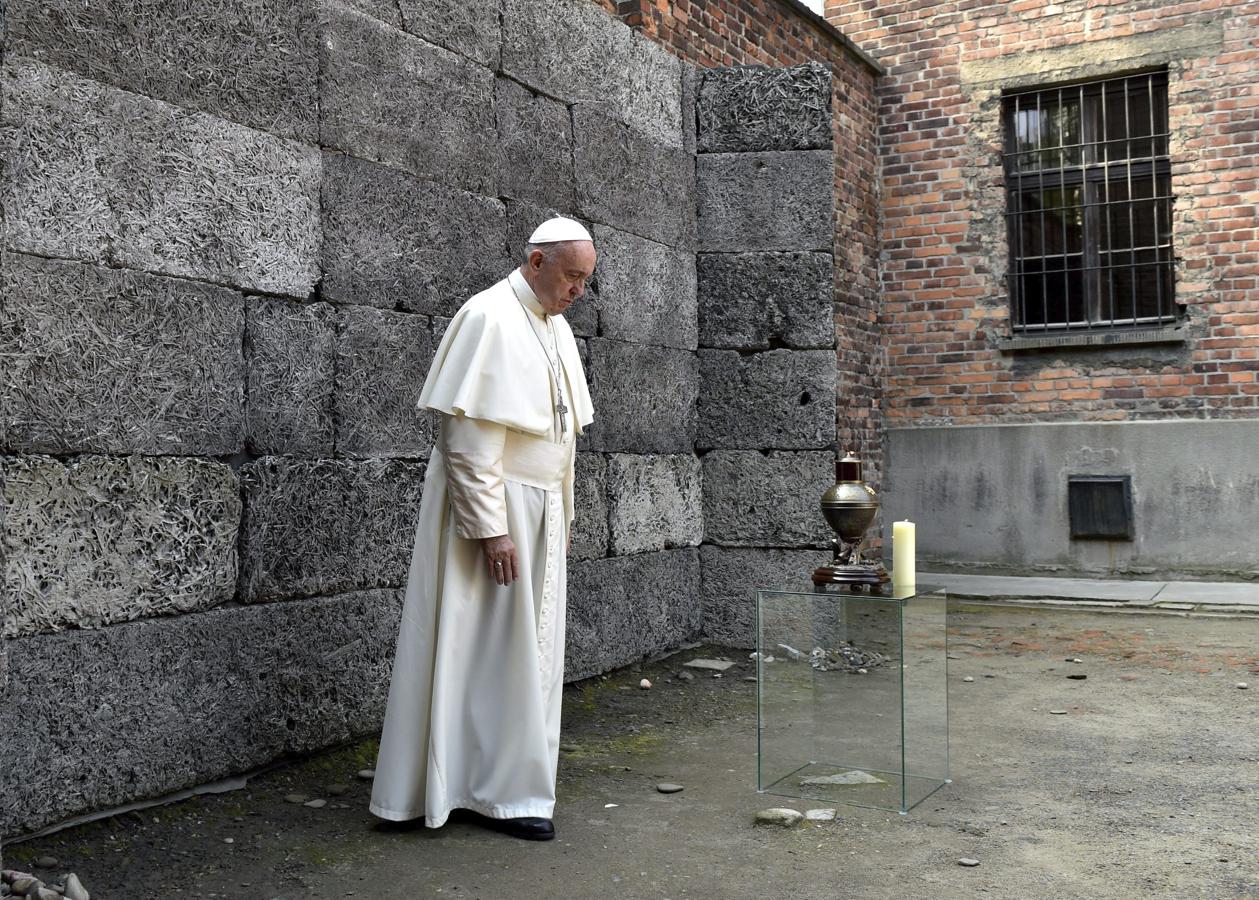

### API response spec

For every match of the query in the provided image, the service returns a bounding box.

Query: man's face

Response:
[527,241,597,316]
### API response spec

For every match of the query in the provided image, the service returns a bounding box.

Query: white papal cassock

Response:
[369,269,594,827]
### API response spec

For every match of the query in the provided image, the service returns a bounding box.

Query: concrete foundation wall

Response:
[885,420,1259,580]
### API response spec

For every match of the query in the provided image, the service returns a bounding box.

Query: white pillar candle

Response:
[892,520,915,591]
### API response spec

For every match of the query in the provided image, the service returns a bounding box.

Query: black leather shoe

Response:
[459,810,555,841]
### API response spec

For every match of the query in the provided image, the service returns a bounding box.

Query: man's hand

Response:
[481,534,519,586]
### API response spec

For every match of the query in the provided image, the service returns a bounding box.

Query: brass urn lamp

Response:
[812,450,890,588]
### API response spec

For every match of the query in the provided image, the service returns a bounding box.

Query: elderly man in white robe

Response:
[369,217,596,842]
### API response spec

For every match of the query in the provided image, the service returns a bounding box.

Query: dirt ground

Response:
[6,603,1259,899]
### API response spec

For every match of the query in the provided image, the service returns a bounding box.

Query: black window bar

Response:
[1002,70,1174,333]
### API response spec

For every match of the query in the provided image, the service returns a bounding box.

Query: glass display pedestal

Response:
[756,584,949,814]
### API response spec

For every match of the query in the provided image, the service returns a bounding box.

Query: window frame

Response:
[1001,70,1175,335]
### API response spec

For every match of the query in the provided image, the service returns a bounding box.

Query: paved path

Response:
[924,572,1259,616]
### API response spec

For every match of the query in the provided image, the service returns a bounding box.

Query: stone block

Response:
[702,450,834,548]
[698,350,837,450]
[321,152,509,317]
[397,0,500,67]
[606,455,703,556]
[574,107,695,250]
[319,4,498,196]
[495,78,575,211]
[239,457,426,602]
[0,589,401,836]
[700,546,831,647]
[1,60,321,297]
[245,297,336,456]
[4,0,320,141]
[335,306,434,458]
[593,226,697,350]
[697,63,832,154]
[682,63,699,157]
[585,340,698,454]
[505,200,598,337]
[2,455,240,638]
[501,0,683,148]
[570,452,609,561]
[697,251,834,350]
[697,151,834,253]
[1,253,244,456]
[565,549,700,681]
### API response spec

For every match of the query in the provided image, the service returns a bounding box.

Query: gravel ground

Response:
[4,603,1257,899]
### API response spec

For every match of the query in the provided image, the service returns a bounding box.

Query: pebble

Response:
[326,784,351,797]
[304,799,327,809]
[223,838,234,845]
[1237,682,1250,690]
[656,783,684,794]
[1067,657,1083,664]
[36,888,61,900]
[10,880,37,897]
[1068,674,1088,680]
[560,743,580,753]
[356,769,375,781]
[33,860,57,871]
[958,858,980,867]
[962,676,974,683]
[805,808,836,822]
[743,676,758,682]
[857,668,868,675]
[1049,709,1068,715]
[284,793,308,804]
[755,808,804,827]
[1119,674,1139,682]
[639,678,652,690]
[677,670,695,682]
[62,876,89,900]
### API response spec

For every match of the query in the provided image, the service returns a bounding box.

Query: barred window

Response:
[1003,71,1173,333]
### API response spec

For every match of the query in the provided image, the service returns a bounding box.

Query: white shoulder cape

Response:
[417,276,595,436]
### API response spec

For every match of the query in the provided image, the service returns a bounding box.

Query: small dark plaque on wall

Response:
[1068,475,1134,540]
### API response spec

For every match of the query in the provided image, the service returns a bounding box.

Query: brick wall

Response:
[609,0,887,481]
[827,0,1259,425]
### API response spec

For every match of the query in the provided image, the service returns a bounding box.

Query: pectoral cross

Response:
[556,389,569,435]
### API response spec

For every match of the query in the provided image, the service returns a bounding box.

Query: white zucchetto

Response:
[527,216,594,244]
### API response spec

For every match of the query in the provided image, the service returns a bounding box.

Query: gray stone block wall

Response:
[593,225,698,351]
[585,340,699,453]
[321,152,510,317]
[571,453,609,562]
[0,8,845,840]
[1,59,322,297]
[2,455,240,637]
[697,252,834,350]
[697,150,835,253]
[606,454,703,555]
[4,0,320,142]
[565,549,701,681]
[574,107,696,250]
[694,63,839,631]
[1,253,245,456]
[702,450,835,549]
[697,62,833,154]
[318,3,499,197]
[495,77,576,211]
[239,457,425,603]
[697,350,837,450]
[700,546,831,647]
[0,589,401,837]
[334,306,434,458]
[501,0,683,149]
[245,297,337,457]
